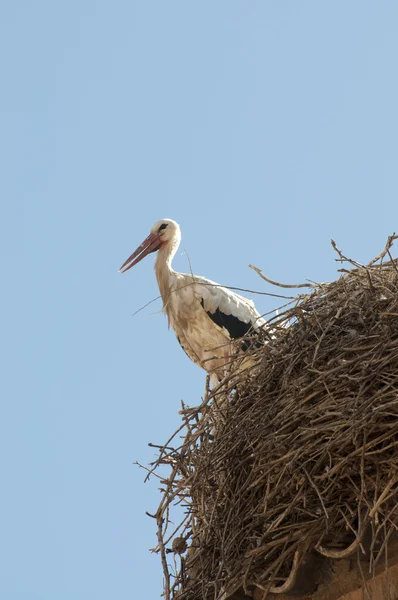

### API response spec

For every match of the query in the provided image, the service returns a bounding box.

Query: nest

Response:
[145,235,398,600]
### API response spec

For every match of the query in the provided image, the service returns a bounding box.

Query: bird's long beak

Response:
[119,233,161,273]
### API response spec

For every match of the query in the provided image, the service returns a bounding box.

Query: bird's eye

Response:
[158,223,168,232]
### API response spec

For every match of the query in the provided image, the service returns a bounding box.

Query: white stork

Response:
[119,219,266,382]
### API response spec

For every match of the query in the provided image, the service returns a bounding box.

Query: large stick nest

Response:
[146,236,398,600]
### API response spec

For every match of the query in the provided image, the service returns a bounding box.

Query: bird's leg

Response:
[222,343,236,379]
[223,349,230,372]
[204,373,211,401]
[210,372,220,390]
[208,369,229,429]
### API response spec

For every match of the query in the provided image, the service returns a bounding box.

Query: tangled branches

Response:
[145,235,398,599]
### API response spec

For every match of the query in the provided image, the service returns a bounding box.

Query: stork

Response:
[119,219,266,383]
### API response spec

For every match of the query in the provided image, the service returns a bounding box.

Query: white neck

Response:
[155,237,179,306]
[155,240,177,271]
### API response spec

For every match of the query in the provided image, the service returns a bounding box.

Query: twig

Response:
[331,239,363,267]
[249,264,315,288]
[368,233,397,266]
[132,281,295,318]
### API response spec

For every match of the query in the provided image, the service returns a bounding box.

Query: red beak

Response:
[119,232,161,273]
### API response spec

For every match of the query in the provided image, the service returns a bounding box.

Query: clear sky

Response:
[2,1,398,598]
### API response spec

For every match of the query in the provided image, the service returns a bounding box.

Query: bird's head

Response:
[119,218,181,273]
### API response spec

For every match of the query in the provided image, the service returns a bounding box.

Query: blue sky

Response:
[2,1,397,598]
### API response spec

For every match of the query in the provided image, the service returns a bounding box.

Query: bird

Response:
[119,219,267,383]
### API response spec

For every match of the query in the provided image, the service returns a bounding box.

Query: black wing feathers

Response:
[200,299,252,339]
[200,299,264,351]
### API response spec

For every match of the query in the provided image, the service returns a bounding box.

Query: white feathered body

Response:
[156,261,266,376]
